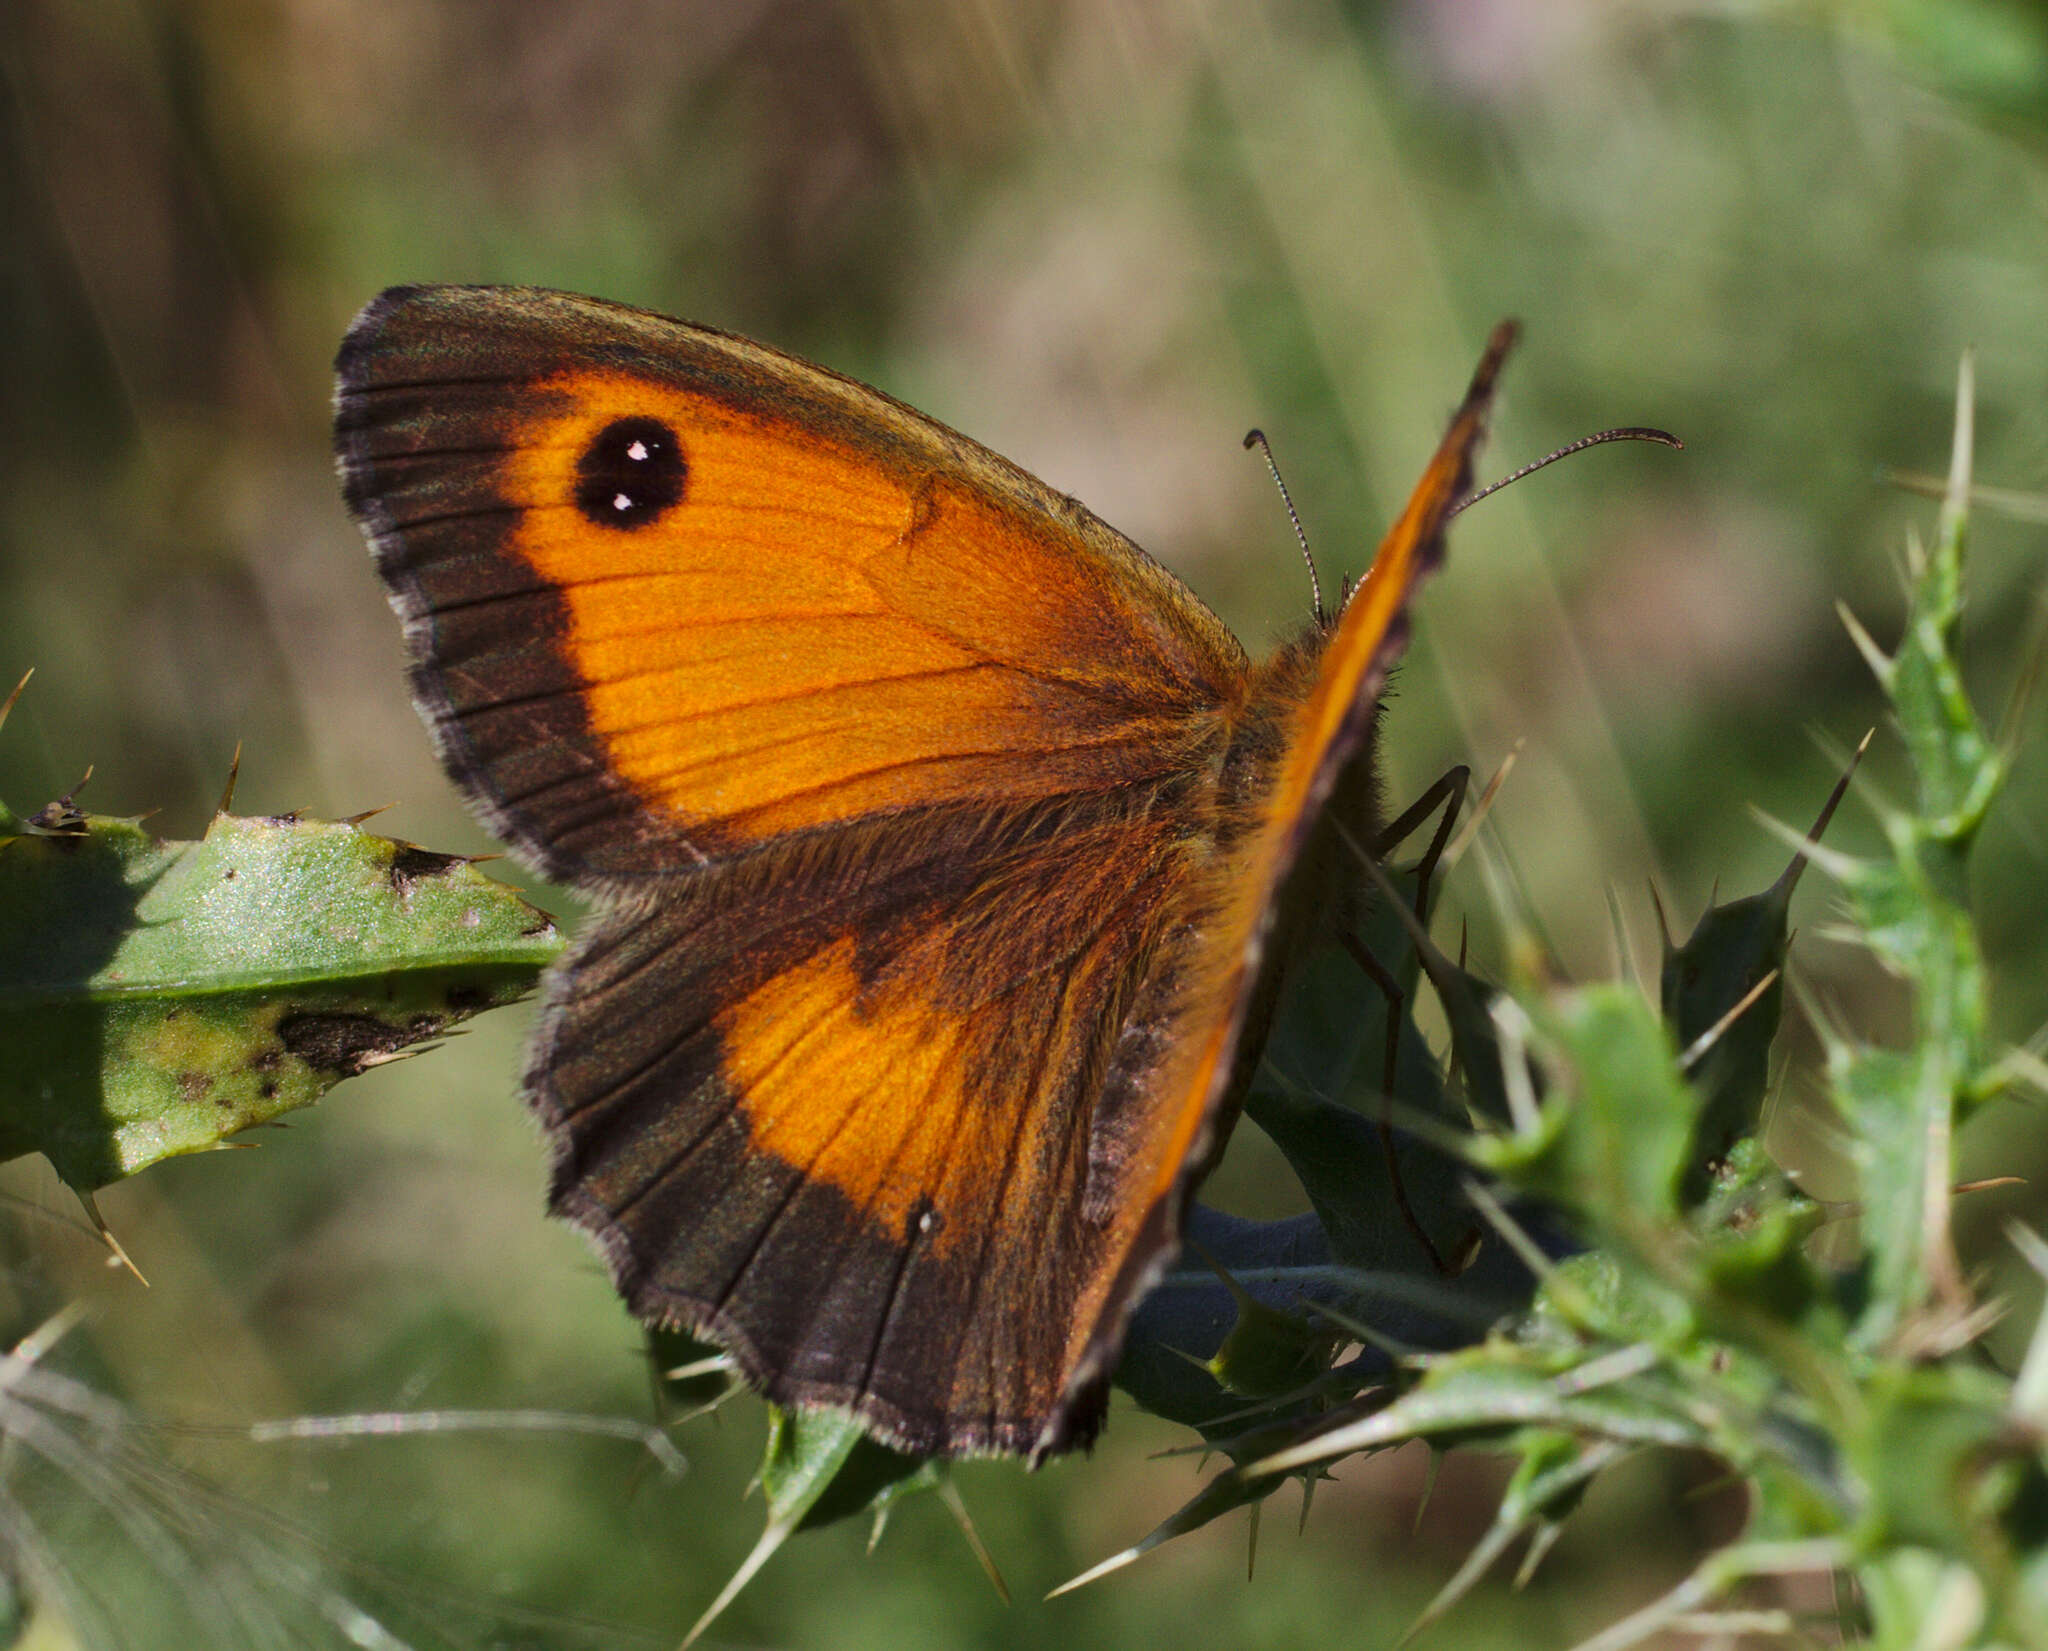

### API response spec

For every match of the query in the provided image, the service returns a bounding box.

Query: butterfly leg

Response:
[1342,764,1472,1274]
[1372,763,1469,924]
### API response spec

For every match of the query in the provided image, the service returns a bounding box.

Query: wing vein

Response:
[708,732,1177,826]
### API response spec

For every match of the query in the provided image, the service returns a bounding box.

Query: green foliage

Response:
[0,755,560,1190]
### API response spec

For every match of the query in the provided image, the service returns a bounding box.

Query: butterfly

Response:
[334,286,1512,1461]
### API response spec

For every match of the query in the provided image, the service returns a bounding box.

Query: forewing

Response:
[334,285,1247,886]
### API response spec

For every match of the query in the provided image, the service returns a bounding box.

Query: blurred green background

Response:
[6,1,2048,1645]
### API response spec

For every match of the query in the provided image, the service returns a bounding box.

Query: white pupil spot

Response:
[917,1210,935,1234]
[612,492,632,512]
[626,440,649,462]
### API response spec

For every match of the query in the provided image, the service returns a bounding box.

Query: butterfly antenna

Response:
[1244,429,1325,628]
[1450,426,1683,519]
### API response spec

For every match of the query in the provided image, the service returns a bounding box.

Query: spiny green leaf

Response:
[1244,1068,1472,1275]
[1662,745,1857,1193]
[1047,1411,1316,1599]
[1471,987,1698,1235]
[0,805,559,1187]
[1695,1186,1837,1340]
[1520,1249,1690,1349]
[1662,880,1791,1192]
[1889,356,2004,844]
[765,1409,935,1535]
[682,1407,941,1647]
[1249,854,1483,1277]
[1404,1435,1620,1643]
[1046,1465,1280,1599]
[1113,1210,1336,1433]
[1826,356,2005,1348]
[1190,1247,1340,1400]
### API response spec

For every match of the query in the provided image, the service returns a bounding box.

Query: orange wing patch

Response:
[718,937,988,1241]
[499,367,1227,847]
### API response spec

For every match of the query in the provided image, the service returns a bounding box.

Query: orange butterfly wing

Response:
[335,285,1508,1457]
[336,286,1246,880]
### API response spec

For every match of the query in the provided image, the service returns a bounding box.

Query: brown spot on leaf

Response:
[280,1011,441,1076]
[26,782,90,836]
[178,1071,214,1105]
[389,843,467,895]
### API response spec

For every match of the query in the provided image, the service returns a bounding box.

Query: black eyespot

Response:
[574,416,685,529]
